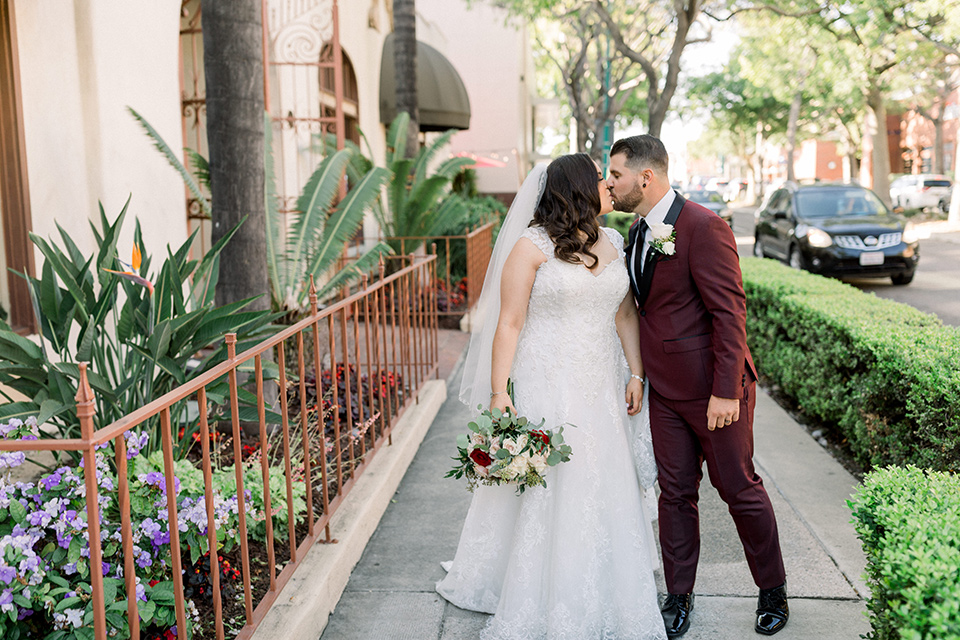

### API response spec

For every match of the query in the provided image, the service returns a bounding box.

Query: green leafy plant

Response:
[340,112,474,257]
[263,116,391,312]
[0,200,277,459]
[741,256,960,471]
[131,107,391,314]
[849,465,960,639]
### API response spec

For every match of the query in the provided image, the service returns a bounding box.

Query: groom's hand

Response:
[707,395,740,431]
[625,378,644,416]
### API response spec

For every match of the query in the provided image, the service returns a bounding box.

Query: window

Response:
[320,45,359,145]
[0,0,35,332]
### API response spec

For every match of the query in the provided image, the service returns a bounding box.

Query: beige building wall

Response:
[417,0,533,197]
[14,0,187,272]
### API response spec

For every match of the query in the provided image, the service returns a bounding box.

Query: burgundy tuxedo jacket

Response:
[625,194,758,401]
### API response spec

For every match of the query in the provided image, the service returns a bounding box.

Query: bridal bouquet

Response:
[446,392,573,495]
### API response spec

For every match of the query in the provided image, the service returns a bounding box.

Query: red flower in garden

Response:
[469,448,492,467]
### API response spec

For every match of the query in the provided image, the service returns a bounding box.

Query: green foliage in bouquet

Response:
[0,200,278,461]
[446,381,573,495]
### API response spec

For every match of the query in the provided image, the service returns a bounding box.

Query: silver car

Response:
[889,174,952,211]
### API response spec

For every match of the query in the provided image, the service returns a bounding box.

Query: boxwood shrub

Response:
[741,257,960,471]
[849,465,960,639]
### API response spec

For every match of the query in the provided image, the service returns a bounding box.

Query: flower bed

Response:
[849,465,960,639]
[740,257,960,471]
[0,360,407,639]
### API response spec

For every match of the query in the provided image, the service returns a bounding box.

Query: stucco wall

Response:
[14,0,187,271]
[417,0,532,196]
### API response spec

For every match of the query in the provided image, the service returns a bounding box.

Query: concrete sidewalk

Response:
[320,351,871,639]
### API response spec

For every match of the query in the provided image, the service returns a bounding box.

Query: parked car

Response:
[754,182,920,285]
[889,174,952,211]
[685,189,733,226]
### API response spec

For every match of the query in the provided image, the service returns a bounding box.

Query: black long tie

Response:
[637,219,649,273]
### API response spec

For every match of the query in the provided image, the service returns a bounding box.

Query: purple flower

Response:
[0,566,15,585]
[40,472,62,491]
[17,607,33,620]
[0,589,13,612]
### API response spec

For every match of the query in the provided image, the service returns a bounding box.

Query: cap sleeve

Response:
[521,226,554,259]
[602,226,625,257]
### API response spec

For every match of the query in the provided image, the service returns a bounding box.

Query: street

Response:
[731,206,960,327]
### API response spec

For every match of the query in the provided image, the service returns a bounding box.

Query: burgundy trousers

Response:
[649,382,786,593]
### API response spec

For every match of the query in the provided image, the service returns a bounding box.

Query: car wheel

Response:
[891,272,914,285]
[753,236,765,258]
[788,245,804,270]
[940,198,950,213]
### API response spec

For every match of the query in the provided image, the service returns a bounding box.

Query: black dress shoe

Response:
[661,592,694,638]
[756,583,788,635]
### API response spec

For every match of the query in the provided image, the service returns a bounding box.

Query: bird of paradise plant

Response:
[0,199,278,462]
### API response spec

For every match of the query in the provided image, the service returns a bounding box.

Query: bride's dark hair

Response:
[532,153,601,268]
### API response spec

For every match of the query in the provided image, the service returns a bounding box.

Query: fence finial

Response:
[309,275,317,296]
[75,363,95,417]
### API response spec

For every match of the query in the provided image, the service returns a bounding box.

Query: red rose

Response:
[469,448,493,467]
[531,430,550,449]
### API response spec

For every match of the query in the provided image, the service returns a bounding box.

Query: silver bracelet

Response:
[490,390,508,397]
[630,374,645,383]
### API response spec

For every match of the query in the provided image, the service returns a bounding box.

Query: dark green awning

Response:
[380,34,471,131]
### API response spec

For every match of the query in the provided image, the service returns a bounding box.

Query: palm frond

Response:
[315,242,392,301]
[263,112,284,308]
[288,149,353,290]
[385,111,410,164]
[128,107,211,218]
[304,166,390,291]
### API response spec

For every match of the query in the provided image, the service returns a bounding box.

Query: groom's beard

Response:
[613,182,644,213]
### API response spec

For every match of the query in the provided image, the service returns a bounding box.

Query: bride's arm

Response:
[490,239,544,414]
[615,292,645,416]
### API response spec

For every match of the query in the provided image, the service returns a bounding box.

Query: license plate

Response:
[859,251,885,266]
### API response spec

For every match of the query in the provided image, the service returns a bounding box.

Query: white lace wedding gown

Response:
[437,226,666,640]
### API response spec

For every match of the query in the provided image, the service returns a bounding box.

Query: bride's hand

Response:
[490,393,517,417]
[626,378,644,416]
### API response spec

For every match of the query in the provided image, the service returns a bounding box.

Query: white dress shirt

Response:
[630,189,677,289]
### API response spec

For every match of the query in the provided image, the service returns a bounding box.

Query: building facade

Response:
[0,0,534,332]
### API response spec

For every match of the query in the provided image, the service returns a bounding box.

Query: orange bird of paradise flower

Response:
[103,244,154,295]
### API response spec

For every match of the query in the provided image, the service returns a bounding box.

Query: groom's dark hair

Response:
[610,135,668,174]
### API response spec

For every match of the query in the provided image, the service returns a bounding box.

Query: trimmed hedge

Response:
[849,466,960,639]
[741,257,960,471]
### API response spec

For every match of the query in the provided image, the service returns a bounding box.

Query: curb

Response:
[250,379,448,640]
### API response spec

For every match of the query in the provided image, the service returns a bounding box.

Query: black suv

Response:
[753,183,920,285]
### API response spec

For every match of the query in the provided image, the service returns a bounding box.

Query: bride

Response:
[437,153,667,640]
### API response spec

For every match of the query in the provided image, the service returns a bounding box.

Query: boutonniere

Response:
[648,223,676,256]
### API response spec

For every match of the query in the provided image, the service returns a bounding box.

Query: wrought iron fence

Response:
[0,255,438,640]
[343,222,495,320]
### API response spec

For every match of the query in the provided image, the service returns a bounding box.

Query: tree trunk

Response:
[785,88,804,182]
[202,0,268,310]
[934,115,944,174]
[950,138,960,225]
[393,0,419,157]
[865,80,892,206]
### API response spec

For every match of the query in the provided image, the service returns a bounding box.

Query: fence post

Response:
[77,363,107,640]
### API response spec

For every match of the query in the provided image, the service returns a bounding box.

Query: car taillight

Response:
[922,185,931,191]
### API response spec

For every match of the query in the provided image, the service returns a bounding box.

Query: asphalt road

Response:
[730,205,960,327]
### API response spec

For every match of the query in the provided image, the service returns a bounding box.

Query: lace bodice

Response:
[513,226,630,413]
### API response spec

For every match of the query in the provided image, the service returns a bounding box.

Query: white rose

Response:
[470,433,485,447]
[662,241,676,255]
[650,223,673,240]
[529,453,548,475]
[502,438,521,455]
[505,453,531,479]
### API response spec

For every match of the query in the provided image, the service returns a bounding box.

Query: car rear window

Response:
[795,188,888,217]
[923,179,951,188]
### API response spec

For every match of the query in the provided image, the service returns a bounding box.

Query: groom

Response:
[608,135,788,637]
